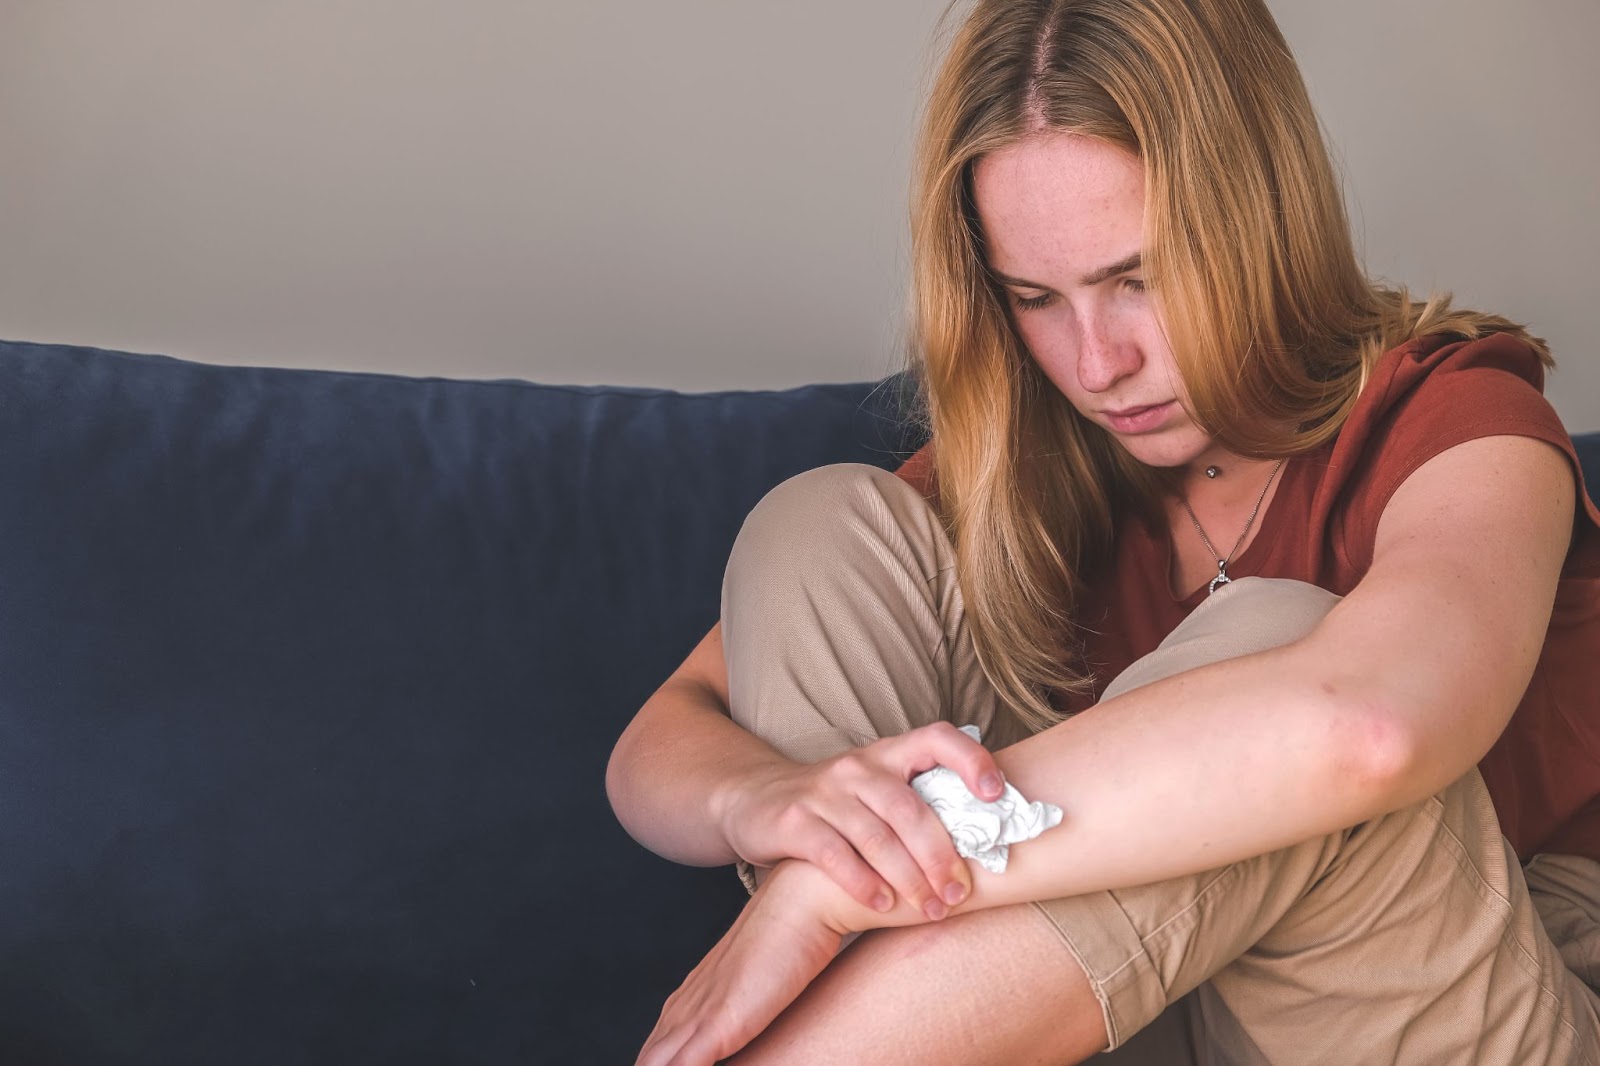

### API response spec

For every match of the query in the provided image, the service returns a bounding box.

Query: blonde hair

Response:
[910,0,1550,735]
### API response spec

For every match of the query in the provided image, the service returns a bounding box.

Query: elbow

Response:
[1319,686,1419,804]
[604,745,622,812]
[606,735,653,851]
[605,720,642,820]
[1349,708,1417,798]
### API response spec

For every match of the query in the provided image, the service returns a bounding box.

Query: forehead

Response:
[971,133,1145,275]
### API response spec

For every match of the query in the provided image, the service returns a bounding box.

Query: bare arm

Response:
[608,620,1008,915]
[606,623,789,867]
[810,434,1576,933]
[634,434,1577,1066]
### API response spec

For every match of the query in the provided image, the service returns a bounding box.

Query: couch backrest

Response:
[1,338,1595,1064]
[0,340,924,1064]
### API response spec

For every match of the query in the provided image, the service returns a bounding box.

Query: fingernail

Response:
[923,898,948,921]
[943,882,967,906]
[981,774,1002,797]
[873,890,893,912]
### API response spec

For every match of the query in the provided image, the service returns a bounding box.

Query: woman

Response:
[607,0,1600,1062]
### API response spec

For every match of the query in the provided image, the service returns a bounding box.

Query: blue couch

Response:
[2,339,1595,1065]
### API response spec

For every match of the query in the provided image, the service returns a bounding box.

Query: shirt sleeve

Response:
[1332,331,1600,578]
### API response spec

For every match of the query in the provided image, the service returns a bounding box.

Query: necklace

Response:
[1180,459,1287,595]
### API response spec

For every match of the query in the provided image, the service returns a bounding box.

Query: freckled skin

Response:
[972,133,1241,482]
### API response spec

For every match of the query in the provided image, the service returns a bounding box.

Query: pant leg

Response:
[719,462,1600,1063]
[1046,576,1599,1063]
[720,463,1020,759]
[721,463,1021,897]
[1526,853,1600,993]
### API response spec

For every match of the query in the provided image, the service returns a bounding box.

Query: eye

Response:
[1121,277,1147,294]
[1010,291,1054,312]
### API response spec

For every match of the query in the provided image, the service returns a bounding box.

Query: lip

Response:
[1101,401,1176,434]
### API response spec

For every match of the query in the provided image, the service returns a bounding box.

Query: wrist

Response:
[764,860,868,937]
[768,858,939,938]
[706,752,787,851]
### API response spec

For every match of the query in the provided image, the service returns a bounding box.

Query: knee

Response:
[751,462,897,520]
[729,463,933,571]
[722,463,950,631]
[1100,578,1343,702]
[1198,577,1342,645]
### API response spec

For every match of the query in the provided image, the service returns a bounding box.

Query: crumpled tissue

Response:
[909,725,1063,873]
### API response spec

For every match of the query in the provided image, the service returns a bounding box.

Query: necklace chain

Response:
[1180,459,1286,594]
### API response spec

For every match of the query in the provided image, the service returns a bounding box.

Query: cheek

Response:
[1141,333,1187,397]
[1013,320,1082,394]
[1031,348,1097,416]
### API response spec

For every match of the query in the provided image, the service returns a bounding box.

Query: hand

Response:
[636,860,849,1066]
[713,721,1004,921]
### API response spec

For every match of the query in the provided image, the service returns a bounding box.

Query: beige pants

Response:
[722,463,1600,1064]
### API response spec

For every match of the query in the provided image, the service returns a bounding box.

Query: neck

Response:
[1176,452,1281,503]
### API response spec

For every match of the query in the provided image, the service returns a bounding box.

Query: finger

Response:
[794,821,896,913]
[896,720,1006,801]
[638,1016,694,1066]
[824,796,945,917]
[855,786,970,919]
[665,1024,712,1066]
[675,1024,733,1066]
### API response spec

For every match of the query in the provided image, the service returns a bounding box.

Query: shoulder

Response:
[1354,330,1549,427]
[1333,330,1600,575]
[1334,331,1565,498]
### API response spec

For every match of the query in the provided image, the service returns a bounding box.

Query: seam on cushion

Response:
[32,340,920,410]
[171,355,893,403]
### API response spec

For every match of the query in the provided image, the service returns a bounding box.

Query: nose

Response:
[1075,314,1141,394]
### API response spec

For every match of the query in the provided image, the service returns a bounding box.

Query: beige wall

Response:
[2,0,1594,429]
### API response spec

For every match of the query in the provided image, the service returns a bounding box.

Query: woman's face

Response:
[972,133,1214,470]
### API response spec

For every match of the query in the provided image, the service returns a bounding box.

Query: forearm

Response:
[977,642,1397,899]
[806,444,1562,938]
[819,639,1408,934]
[606,677,790,866]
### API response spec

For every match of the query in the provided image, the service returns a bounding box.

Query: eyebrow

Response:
[990,251,1143,291]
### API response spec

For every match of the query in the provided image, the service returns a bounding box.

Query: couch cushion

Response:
[2,338,1595,1064]
[0,339,924,1065]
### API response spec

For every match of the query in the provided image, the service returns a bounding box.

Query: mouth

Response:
[1101,401,1176,434]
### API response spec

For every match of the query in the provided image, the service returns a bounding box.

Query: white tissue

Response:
[909,725,1063,873]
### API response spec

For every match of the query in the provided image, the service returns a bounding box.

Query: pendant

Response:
[1208,560,1231,594]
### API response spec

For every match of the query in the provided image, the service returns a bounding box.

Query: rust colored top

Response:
[894,332,1600,862]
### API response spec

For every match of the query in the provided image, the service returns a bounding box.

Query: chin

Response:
[1115,433,1210,470]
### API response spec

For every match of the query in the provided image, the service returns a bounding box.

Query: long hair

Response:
[910,0,1550,735]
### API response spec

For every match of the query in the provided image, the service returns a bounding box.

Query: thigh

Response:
[1038,578,1598,1061]
[1030,766,1600,1065]
[720,464,1015,895]
[720,463,1016,760]
[1217,768,1600,1064]
[719,480,1598,1060]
